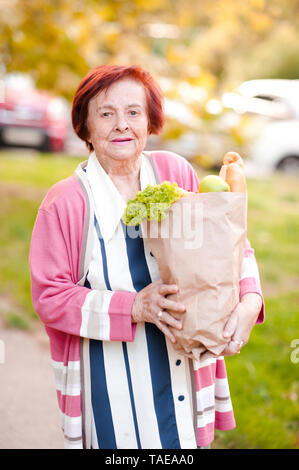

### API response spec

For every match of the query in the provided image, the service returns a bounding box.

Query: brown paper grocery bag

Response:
[142,192,247,362]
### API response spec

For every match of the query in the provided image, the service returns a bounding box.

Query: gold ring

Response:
[231,339,243,348]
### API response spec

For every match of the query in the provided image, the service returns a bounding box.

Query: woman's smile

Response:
[110,137,134,145]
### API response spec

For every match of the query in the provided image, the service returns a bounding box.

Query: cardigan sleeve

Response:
[29,206,137,342]
[239,239,265,323]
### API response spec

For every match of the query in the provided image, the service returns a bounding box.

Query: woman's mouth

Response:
[111,138,134,145]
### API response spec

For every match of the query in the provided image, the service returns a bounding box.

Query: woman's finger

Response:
[159,297,186,313]
[222,344,239,356]
[156,309,183,330]
[159,284,179,296]
[222,340,241,356]
[156,320,177,344]
[223,333,246,356]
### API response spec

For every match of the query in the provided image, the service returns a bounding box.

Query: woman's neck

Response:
[96,152,141,177]
[96,153,142,201]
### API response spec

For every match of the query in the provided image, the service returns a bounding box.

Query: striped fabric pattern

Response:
[29,150,265,449]
[82,212,197,448]
[80,153,196,448]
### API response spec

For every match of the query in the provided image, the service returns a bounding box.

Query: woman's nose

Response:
[114,114,129,132]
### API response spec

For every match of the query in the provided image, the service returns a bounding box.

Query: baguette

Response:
[219,152,247,192]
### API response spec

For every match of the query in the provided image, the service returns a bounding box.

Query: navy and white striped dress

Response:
[81,152,197,449]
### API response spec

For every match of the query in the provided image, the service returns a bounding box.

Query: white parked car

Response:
[223,79,299,174]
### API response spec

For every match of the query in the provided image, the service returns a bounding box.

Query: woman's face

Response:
[87,78,149,164]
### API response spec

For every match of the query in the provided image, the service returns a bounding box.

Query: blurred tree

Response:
[0,0,90,100]
[226,23,299,84]
[0,0,298,101]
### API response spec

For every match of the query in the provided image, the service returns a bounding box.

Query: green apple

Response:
[198,175,230,193]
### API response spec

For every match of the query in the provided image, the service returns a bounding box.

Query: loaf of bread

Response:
[219,152,247,192]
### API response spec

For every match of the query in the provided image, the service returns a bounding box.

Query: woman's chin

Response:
[107,145,143,161]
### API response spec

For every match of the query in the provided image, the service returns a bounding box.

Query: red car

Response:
[0,73,71,152]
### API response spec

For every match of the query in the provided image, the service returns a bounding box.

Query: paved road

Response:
[0,323,63,449]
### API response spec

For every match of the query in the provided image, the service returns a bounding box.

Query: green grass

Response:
[216,291,299,449]
[214,175,299,449]
[0,151,82,188]
[0,150,299,449]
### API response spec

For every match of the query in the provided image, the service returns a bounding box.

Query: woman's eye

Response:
[129,110,138,116]
[102,111,112,117]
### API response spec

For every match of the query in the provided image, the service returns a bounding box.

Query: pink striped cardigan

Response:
[29,151,264,448]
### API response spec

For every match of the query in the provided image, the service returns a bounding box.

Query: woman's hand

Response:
[222,293,263,356]
[131,280,186,343]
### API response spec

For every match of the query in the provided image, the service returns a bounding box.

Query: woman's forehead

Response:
[93,78,147,107]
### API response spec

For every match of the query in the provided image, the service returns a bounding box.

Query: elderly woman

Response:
[29,65,264,449]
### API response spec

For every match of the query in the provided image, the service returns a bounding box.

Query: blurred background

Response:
[0,0,298,449]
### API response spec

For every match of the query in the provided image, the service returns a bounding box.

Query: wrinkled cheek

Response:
[91,133,107,148]
[137,137,148,152]
[138,128,150,147]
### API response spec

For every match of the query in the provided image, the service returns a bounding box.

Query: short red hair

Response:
[72,64,165,152]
